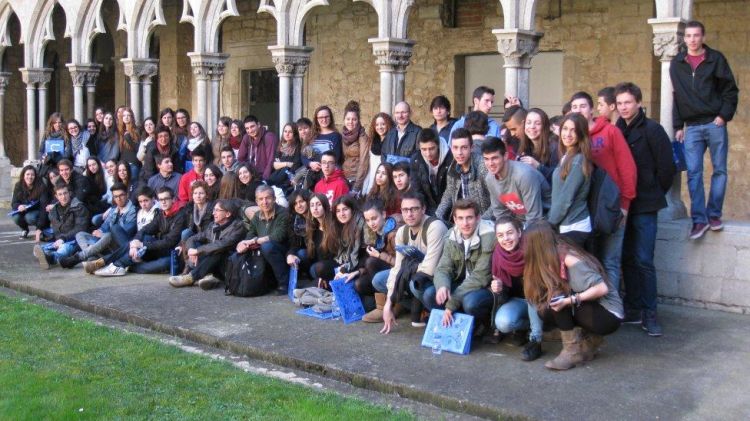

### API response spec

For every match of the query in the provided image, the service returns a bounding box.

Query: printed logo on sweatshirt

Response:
[592,136,605,150]
[499,193,527,215]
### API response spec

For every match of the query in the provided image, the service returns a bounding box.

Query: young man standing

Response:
[33,184,90,269]
[670,20,739,239]
[381,191,447,334]
[433,199,495,332]
[411,129,453,215]
[481,136,549,224]
[176,148,206,205]
[147,155,181,197]
[238,115,278,180]
[449,86,501,141]
[570,91,637,293]
[429,95,457,143]
[597,86,619,122]
[314,151,349,205]
[434,129,490,221]
[615,82,676,337]
[381,101,422,163]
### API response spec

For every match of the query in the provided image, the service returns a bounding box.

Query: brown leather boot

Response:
[545,327,586,370]
[579,330,603,361]
[362,293,386,323]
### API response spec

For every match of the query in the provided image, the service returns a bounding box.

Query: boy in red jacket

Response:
[314,151,349,206]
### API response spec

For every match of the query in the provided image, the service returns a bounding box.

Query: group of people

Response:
[11,21,737,370]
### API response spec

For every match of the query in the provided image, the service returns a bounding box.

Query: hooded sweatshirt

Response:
[314,168,350,206]
[588,116,637,211]
[412,136,454,214]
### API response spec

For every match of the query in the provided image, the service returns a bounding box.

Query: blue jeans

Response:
[181,228,195,242]
[495,297,543,342]
[12,210,40,231]
[372,269,390,293]
[410,279,437,310]
[622,212,658,312]
[75,232,113,259]
[41,241,79,264]
[684,122,728,224]
[591,222,625,293]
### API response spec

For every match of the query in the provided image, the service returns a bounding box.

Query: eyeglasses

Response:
[157,197,172,202]
[113,193,127,199]
[68,126,79,132]
[401,206,422,214]
[321,161,336,166]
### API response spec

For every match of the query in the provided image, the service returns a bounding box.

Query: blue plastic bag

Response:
[296,306,337,319]
[288,267,298,302]
[421,309,474,355]
[329,279,366,324]
[672,141,687,172]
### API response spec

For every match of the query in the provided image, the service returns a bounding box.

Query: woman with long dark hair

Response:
[548,113,594,247]
[137,116,157,163]
[203,164,223,201]
[366,162,401,217]
[117,107,142,181]
[269,122,302,192]
[330,195,365,285]
[306,193,337,287]
[236,163,262,205]
[523,221,623,370]
[312,105,343,164]
[96,111,120,164]
[518,108,560,184]
[11,165,49,238]
[183,121,213,170]
[341,101,370,190]
[286,190,311,275]
[360,113,393,195]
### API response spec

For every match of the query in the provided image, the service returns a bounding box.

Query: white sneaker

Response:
[95,263,127,277]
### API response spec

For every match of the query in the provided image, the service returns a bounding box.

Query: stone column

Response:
[69,69,86,124]
[0,73,10,159]
[649,17,688,221]
[369,38,414,113]
[84,66,101,119]
[269,46,313,129]
[493,29,542,109]
[121,58,159,123]
[188,53,228,135]
[141,65,159,123]
[20,70,37,161]
[37,70,53,145]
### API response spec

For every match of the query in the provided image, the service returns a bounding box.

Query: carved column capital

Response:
[121,58,159,81]
[268,45,314,77]
[19,68,53,87]
[648,18,685,62]
[66,64,102,87]
[187,52,229,81]
[368,38,415,71]
[492,29,542,69]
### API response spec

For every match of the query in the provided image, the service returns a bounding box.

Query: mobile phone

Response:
[550,294,567,304]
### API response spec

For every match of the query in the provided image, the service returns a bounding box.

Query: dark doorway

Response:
[241,69,279,135]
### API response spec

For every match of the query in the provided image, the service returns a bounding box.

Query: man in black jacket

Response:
[87,187,186,276]
[615,82,676,337]
[381,101,422,163]
[411,129,453,215]
[169,199,246,288]
[33,183,90,269]
[670,20,739,239]
[56,159,98,213]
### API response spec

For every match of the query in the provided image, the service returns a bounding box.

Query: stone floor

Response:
[0,217,748,420]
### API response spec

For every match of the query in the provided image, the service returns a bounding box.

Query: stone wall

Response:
[155,0,195,116]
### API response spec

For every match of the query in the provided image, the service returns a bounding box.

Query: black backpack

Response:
[224,250,272,297]
[588,167,623,235]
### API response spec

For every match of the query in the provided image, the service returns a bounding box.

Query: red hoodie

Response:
[314,169,350,206]
[589,117,637,211]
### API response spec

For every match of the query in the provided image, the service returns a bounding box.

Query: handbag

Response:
[672,141,687,172]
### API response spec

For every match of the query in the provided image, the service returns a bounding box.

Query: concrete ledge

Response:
[0,276,522,421]
[656,219,750,314]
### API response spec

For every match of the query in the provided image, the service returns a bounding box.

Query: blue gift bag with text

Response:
[421,309,474,355]
[330,279,366,324]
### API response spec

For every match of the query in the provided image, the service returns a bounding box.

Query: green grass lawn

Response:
[0,295,414,420]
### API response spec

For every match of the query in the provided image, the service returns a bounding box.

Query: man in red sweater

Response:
[314,151,349,206]
[177,148,207,206]
[570,91,637,292]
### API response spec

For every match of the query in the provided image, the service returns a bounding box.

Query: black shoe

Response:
[410,300,425,327]
[641,310,663,337]
[509,330,529,347]
[623,309,642,324]
[19,230,29,240]
[483,329,505,345]
[59,254,82,269]
[521,340,542,361]
[274,285,288,296]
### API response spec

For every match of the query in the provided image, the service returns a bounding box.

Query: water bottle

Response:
[331,295,341,320]
[170,249,179,276]
[431,326,442,355]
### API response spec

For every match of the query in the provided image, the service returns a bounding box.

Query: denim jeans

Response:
[622,211,658,312]
[181,228,195,242]
[260,241,290,288]
[590,222,625,293]
[76,232,113,259]
[684,122,728,224]
[495,297,543,342]
[372,269,390,293]
[41,241,79,263]
[12,210,40,231]
[410,278,437,310]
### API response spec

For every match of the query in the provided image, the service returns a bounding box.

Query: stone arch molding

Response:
[180,0,239,53]
[117,0,166,58]
[258,0,329,46]
[68,0,107,64]
[354,0,414,39]
[499,0,537,31]
[0,2,15,66]
[654,0,692,20]
[7,0,56,68]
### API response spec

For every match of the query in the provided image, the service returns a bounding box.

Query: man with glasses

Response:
[381,191,447,334]
[88,187,186,276]
[314,150,349,205]
[60,182,137,268]
[230,185,290,295]
[382,101,422,164]
[32,183,90,269]
[65,119,92,172]
[169,199,246,288]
